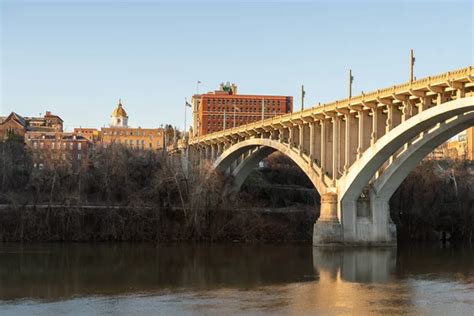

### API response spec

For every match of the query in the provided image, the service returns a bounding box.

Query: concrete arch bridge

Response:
[181,66,474,246]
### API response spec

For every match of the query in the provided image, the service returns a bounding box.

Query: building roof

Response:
[1,112,27,127]
[111,99,128,117]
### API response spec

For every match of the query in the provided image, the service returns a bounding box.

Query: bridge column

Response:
[344,113,357,173]
[332,117,340,183]
[298,124,304,155]
[309,122,315,164]
[357,110,371,158]
[320,120,326,175]
[369,194,397,244]
[313,193,343,246]
[288,126,294,149]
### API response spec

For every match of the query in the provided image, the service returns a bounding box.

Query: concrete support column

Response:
[313,193,342,246]
[211,144,216,161]
[332,117,340,182]
[320,120,326,175]
[205,145,211,161]
[344,113,357,173]
[309,122,315,163]
[401,100,414,122]
[370,195,397,244]
[457,86,465,99]
[288,126,293,149]
[420,96,433,112]
[357,110,371,158]
[298,124,304,154]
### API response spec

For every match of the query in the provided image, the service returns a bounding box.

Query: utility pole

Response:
[410,49,415,83]
[301,85,305,111]
[348,69,354,98]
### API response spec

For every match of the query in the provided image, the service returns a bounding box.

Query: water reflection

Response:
[0,243,473,315]
[0,243,316,301]
[312,248,396,283]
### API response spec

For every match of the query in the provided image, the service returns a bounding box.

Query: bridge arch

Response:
[213,138,329,195]
[339,97,474,202]
[337,97,474,243]
[373,111,474,200]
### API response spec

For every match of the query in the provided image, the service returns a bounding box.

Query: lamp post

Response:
[301,85,305,111]
[348,69,354,98]
[409,49,415,83]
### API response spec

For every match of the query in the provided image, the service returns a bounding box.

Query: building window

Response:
[77,154,81,160]
[40,142,44,149]
[78,143,82,150]
[69,143,74,150]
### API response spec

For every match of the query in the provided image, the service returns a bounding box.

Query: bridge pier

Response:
[313,193,343,246]
[314,193,397,247]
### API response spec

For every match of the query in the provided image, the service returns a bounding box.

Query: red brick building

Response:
[0,111,63,141]
[191,83,293,136]
[25,132,91,171]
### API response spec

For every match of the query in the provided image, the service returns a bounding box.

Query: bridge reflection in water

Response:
[312,248,396,283]
[0,243,472,314]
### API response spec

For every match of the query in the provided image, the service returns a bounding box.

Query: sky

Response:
[1,0,472,131]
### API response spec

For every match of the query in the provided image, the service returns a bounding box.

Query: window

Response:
[78,143,82,150]
[69,143,74,150]
[77,154,82,160]
[40,142,44,149]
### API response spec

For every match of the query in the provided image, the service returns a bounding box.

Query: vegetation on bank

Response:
[0,136,473,242]
[0,137,312,242]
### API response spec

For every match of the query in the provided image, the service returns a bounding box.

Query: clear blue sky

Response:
[1,0,472,131]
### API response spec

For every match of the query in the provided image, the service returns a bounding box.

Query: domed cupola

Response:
[110,99,128,128]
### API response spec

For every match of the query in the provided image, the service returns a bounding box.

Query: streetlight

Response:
[410,49,416,83]
[348,69,354,98]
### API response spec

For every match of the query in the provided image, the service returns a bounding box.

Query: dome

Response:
[112,99,128,118]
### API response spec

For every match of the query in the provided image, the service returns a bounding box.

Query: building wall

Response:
[74,128,100,142]
[0,120,26,140]
[25,132,90,171]
[467,127,474,161]
[197,94,292,136]
[101,127,164,150]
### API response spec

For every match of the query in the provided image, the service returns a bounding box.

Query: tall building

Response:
[191,83,293,137]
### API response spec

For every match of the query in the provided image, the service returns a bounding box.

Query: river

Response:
[0,243,473,315]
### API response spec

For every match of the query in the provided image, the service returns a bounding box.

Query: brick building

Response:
[0,111,63,141]
[191,83,293,136]
[467,127,474,161]
[25,132,91,171]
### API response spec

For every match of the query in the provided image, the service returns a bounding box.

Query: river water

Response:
[0,243,473,315]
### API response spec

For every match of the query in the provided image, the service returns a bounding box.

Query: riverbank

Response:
[0,204,315,242]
